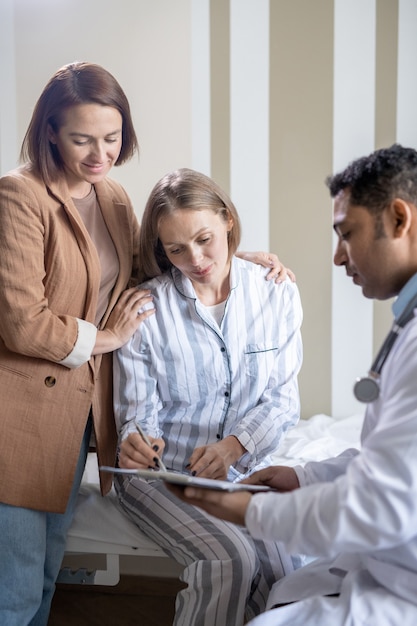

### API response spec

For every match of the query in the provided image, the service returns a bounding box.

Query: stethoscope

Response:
[354,292,417,403]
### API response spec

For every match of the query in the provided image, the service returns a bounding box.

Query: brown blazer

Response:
[0,165,140,512]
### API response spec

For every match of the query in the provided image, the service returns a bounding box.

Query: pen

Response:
[135,422,167,472]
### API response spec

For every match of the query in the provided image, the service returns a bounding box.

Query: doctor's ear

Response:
[389,198,413,238]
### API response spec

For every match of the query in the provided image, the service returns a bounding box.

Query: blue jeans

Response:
[0,417,91,626]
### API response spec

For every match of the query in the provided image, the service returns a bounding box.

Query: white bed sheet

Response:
[61,412,364,585]
[270,412,363,466]
[65,458,164,557]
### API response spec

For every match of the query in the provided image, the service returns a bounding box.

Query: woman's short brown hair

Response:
[20,61,138,183]
[138,168,241,282]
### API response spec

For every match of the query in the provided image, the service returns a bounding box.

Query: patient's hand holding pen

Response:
[135,422,167,472]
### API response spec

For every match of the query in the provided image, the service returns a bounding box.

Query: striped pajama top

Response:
[113,256,303,479]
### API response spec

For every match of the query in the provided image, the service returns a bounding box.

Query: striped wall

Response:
[2,0,417,419]
[204,0,414,419]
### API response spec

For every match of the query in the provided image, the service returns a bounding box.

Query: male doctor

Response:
[170,144,417,625]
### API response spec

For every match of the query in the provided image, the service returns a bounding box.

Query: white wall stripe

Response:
[0,0,18,176]
[397,0,417,147]
[191,0,211,175]
[331,0,376,418]
[230,0,269,251]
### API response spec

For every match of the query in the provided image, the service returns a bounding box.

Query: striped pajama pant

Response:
[115,475,297,626]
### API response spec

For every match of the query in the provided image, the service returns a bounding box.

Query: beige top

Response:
[73,186,119,325]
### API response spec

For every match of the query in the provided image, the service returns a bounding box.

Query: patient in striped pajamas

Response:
[113,168,303,626]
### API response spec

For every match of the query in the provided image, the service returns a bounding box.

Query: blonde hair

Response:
[138,168,241,283]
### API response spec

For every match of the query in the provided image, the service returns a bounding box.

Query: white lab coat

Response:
[244,314,417,625]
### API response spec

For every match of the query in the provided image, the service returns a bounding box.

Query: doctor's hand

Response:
[168,483,252,526]
[243,465,300,492]
[118,432,166,470]
[235,251,296,284]
[187,436,246,480]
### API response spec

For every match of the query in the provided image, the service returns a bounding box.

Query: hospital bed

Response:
[58,412,364,586]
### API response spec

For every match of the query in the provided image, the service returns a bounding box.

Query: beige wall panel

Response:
[373,0,399,349]
[375,0,398,150]
[210,0,231,191]
[270,0,334,418]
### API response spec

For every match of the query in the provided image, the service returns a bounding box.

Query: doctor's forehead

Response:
[332,190,351,229]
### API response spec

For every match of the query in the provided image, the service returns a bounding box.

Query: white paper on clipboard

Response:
[100,466,272,493]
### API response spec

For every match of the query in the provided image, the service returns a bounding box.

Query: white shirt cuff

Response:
[59,318,97,369]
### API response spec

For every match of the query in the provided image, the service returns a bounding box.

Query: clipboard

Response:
[100,466,272,493]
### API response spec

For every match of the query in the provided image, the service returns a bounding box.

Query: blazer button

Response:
[44,376,56,388]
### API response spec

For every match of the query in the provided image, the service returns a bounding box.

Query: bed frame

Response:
[57,459,178,586]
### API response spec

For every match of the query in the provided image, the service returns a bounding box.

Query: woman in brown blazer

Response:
[0,62,155,625]
[0,61,289,625]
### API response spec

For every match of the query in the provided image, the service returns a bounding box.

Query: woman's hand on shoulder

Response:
[236,251,296,284]
[93,286,155,355]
